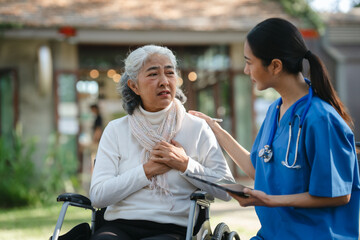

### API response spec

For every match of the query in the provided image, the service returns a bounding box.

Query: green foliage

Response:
[0,130,80,208]
[0,131,38,207]
[352,0,360,7]
[271,0,325,34]
[0,23,23,38]
[0,23,23,30]
[39,134,80,203]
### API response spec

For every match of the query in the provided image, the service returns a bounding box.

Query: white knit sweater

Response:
[90,106,234,227]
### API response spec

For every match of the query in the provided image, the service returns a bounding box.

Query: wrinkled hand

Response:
[150,140,189,173]
[229,188,273,207]
[143,160,171,180]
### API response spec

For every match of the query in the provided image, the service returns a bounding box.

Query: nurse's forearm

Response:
[271,192,351,208]
[210,122,255,180]
[188,110,255,179]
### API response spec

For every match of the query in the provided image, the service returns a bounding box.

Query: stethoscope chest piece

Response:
[258,145,273,162]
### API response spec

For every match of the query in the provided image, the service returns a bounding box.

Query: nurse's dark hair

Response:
[247,18,353,128]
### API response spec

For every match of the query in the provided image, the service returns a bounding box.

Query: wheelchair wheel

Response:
[227,231,240,240]
[211,223,241,240]
[211,222,229,240]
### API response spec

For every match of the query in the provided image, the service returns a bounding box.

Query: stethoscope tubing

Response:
[259,79,313,169]
[282,86,313,168]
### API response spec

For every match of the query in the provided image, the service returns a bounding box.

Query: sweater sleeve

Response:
[181,120,235,201]
[89,121,151,208]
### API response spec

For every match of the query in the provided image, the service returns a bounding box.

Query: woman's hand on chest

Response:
[143,161,171,180]
[150,140,189,173]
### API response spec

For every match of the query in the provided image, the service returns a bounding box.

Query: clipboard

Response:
[186,174,250,198]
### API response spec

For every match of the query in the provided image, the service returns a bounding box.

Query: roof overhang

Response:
[3,28,248,45]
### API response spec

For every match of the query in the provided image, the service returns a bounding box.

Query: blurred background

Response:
[0,0,360,238]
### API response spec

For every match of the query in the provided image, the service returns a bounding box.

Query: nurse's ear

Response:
[269,59,283,75]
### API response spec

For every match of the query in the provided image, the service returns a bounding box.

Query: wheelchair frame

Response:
[51,191,240,240]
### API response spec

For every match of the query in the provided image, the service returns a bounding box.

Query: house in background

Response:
[320,8,360,139]
[0,0,357,180]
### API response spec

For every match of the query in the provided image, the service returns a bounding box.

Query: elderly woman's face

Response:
[128,54,177,112]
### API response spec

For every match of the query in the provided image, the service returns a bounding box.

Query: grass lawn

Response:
[0,204,92,240]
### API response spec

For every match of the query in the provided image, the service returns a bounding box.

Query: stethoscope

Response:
[258,79,313,169]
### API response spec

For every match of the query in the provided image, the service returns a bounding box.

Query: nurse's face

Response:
[128,53,177,112]
[243,40,273,91]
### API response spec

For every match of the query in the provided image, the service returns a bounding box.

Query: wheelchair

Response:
[50,191,240,240]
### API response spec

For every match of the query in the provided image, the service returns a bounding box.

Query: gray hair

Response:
[118,45,187,115]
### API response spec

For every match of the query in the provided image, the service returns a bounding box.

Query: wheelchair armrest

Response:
[186,191,214,238]
[52,193,95,240]
[57,193,93,209]
[190,191,214,202]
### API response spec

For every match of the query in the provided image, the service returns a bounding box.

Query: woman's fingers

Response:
[152,140,183,155]
[151,140,188,172]
[143,160,170,179]
[153,140,176,152]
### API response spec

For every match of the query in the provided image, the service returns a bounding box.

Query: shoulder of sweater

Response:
[105,115,129,130]
[181,113,215,137]
[183,112,208,127]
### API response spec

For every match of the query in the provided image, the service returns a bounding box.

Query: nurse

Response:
[190,18,360,239]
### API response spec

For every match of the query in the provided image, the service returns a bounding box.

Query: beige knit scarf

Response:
[128,98,185,196]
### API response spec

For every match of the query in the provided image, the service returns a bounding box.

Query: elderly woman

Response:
[89,45,234,240]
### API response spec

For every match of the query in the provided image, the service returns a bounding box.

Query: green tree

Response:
[272,0,325,33]
[353,0,360,7]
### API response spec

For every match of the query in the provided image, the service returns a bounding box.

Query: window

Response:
[0,69,18,142]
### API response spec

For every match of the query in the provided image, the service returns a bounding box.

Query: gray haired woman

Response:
[90,45,234,240]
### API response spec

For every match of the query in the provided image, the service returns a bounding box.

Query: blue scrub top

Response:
[250,95,360,240]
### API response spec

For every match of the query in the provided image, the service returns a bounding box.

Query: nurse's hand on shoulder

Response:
[150,140,189,173]
[188,110,218,129]
[229,188,274,207]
